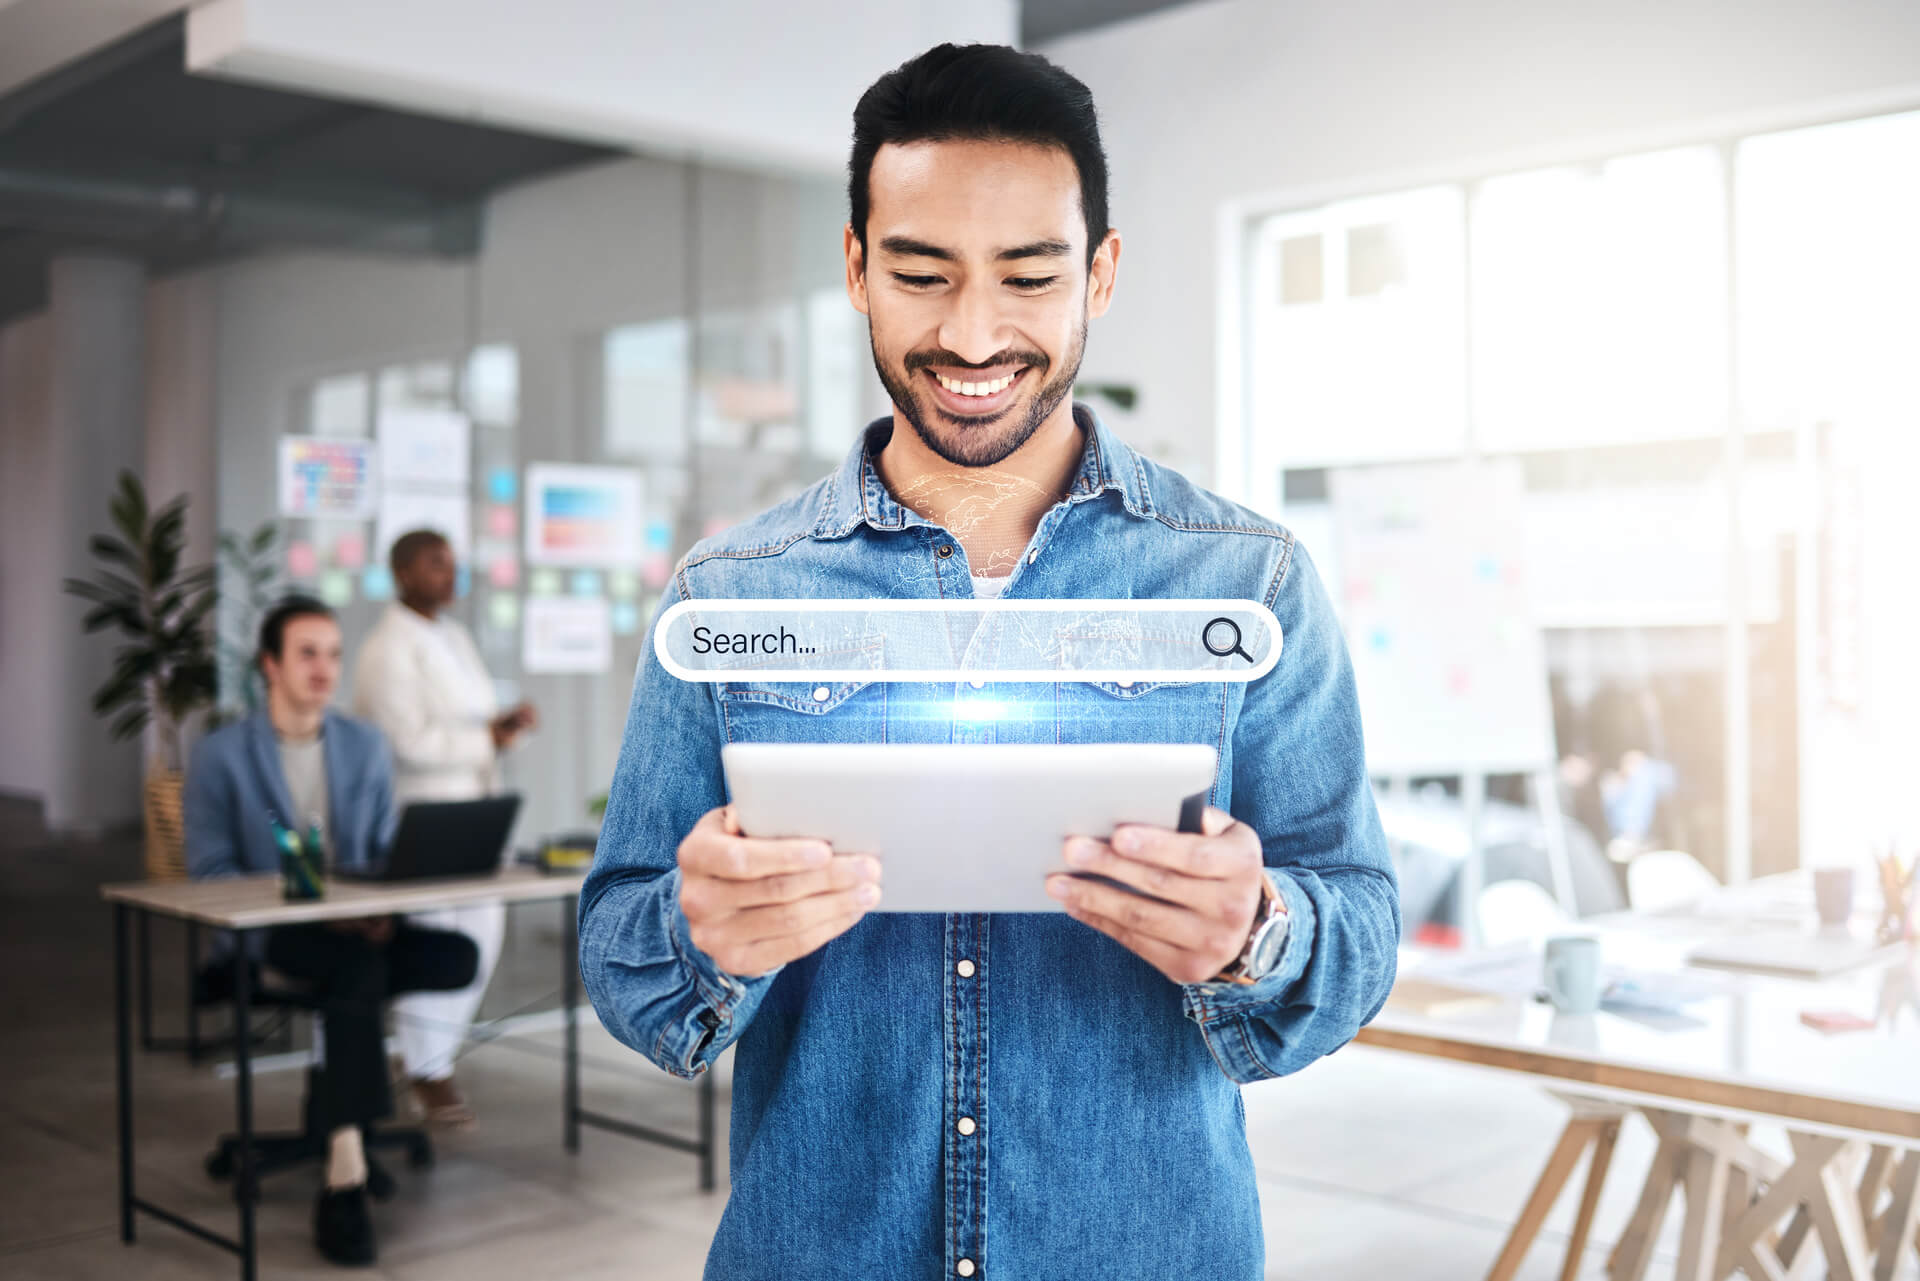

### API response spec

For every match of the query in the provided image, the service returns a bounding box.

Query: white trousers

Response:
[392,902,506,1081]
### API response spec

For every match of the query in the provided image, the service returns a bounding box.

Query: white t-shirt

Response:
[972,574,1010,600]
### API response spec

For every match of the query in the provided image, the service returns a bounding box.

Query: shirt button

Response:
[956,1116,977,1136]
[957,1260,976,1277]
[968,679,984,689]
[1117,678,1134,688]
[955,958,976,978]
[1027,547,1038,564]
[936,543,955,559]
[811,685,830,702]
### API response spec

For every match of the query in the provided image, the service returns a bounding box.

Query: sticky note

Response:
[361,565,394,601]
[318,569,353,607]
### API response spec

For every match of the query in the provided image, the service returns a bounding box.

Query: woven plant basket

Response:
[143,769,189,881]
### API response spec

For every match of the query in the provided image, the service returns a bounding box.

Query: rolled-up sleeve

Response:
[578,575,780,1079]
[1183,536,1400,1083]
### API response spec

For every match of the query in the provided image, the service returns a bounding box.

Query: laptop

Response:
[338,795,522,882]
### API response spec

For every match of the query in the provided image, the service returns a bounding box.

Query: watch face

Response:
[1248,911,1289,978]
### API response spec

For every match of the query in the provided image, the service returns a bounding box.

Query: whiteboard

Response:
[1328,460,1554,775]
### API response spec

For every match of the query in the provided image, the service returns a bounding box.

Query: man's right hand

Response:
[676,805,880,978]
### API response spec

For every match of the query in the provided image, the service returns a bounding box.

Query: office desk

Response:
[102,868,718,1281]
[1359,883,1920,1281]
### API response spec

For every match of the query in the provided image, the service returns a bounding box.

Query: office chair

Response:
[197,961,434,1204]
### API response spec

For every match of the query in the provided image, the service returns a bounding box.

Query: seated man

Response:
[184,594,478,1268]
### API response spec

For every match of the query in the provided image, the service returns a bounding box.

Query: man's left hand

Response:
[1046,807,1267,985]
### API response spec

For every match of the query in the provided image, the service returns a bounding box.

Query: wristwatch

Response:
[1208,872,1289,986]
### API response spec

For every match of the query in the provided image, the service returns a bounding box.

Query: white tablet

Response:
[720,743,1218,913]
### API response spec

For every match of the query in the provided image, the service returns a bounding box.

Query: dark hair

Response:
[389,528,449,576]
[258,594,335,662]
[849,43,1109,269]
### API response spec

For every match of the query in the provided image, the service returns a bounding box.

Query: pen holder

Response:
[272,817,325,901]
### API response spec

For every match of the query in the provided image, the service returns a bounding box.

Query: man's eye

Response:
[892,274,943,288]
[1007,277,1058,291]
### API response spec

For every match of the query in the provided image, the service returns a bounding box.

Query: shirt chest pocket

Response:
[718,679,885,745]
[1054,678,1221,748]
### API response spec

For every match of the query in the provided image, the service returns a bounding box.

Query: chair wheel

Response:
[407,1136,434,1170]
[205,1149,234,1180]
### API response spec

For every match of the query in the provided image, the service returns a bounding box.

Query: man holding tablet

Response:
[581,43,1398,1280]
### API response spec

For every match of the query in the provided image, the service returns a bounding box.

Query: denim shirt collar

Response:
[809,401,1155,540]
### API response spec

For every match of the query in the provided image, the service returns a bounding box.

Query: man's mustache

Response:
[903,348,1049,374]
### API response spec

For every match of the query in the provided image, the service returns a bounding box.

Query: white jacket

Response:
[352,603,501,803]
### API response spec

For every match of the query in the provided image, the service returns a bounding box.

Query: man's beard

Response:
[870,316,1087,468]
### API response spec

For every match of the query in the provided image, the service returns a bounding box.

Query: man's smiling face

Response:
[847,137,1118,468]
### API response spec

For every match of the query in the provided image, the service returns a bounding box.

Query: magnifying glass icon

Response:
[1202,617,1255,664]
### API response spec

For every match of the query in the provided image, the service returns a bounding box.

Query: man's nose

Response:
[937,281,1010,364]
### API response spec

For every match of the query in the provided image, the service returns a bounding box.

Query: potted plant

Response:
[64,472,218,878]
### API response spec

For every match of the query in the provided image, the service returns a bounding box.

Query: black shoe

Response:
[314,1184,376,1267]
[364,1156,395,1202]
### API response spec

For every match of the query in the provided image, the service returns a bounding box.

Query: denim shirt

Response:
[580,405,1399,1280]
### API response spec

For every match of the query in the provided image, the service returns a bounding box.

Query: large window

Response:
[1241,108,1920,883]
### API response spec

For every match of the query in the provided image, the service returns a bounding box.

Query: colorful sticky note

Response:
[530,568,562,597]
[487,558,520,589]
[488,593,521,630]
[607,570,638,599]
[486,505,517,538]
[487,466,518,503]
[1369,627,1391,653]
[645,520,673,551]
[455,566,471,599]
[286,539,318,579]
[361,565,394,601]
[702,517,731,538]
[333,532,367,571]
[1476,556,1500,583]
[318,569,354,607]
[641,552,671,589]
[569,570,603,598]
[610,600,640,636]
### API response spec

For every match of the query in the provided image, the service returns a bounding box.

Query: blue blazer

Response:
[184,709,398,883]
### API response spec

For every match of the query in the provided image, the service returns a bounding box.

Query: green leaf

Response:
[109,705,148,742]
[89,535,143,573]
[250,523,279,553]
[82,602,143,634]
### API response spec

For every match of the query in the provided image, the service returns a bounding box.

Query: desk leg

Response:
[136,910,154,1052]
[115,904,135,1244]
[1876,1149,1920,1281]
[563,896,580,1154]
[699,1071,715,1192]
[231,940,257,1281]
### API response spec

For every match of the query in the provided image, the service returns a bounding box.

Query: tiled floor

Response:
[2,803,1909,1280]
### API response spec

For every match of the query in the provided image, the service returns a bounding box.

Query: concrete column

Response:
[45,255,147,831]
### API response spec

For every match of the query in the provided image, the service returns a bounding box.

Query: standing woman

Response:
[353,529,537,1125]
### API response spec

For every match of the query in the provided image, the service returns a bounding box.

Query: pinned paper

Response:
[333,532,367,571]
[641,552,671,589]
[486,505,516,539]
[318,570,354,607]
[530,568,562,597]
[610,600,641,636]
[569,570,603,598]
[279,437,376,519]
[523,596,611,674]
[455,566,471,599]
[488,593,521,630]
[608,570,639,600]
[645,520,673,551]
[487,558,520,589]
[487,466,518,504]
[287,540,318,579]
[361,565,395,601]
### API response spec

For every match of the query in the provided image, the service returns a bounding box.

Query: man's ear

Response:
[1086,229,1121,321]
[845,224,870,316]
